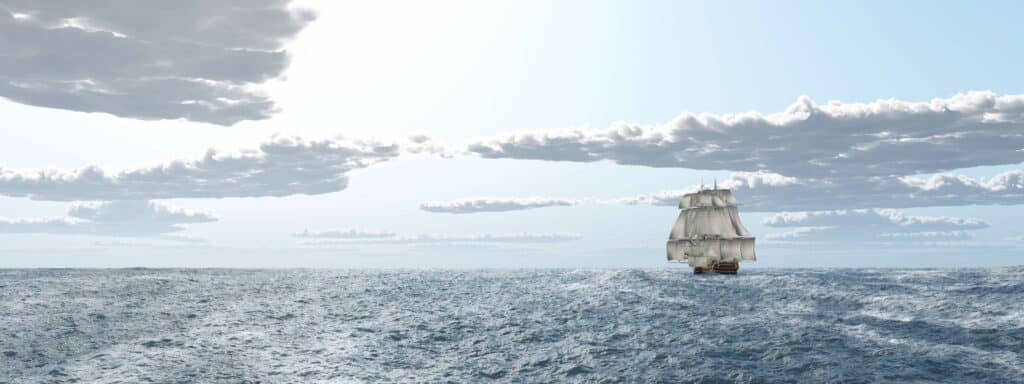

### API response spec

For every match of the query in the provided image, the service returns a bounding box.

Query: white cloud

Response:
[761,209,988,242]
[0,200,216,236]
[0,1,315,125]
[423,169,1024,214]
[298,231,582,244]
[467,92,1024,179]
[400,233,582,243]
[618,170,1024,211]
[293,228,396,239]
[403,134,457,158]
[68,200,215,225]
[762,209,989,231]
[0,135,399,201]
[877,231,972,240]
[419,197,577,214]
[156,234,211,244]
[91,236,214,248]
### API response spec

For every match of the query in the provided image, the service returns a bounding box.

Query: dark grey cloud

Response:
[419,197,577,214]
[0,1,314,125]
[0,200,216,236]
[0,136,400,201]
[760,209,988,243]
[617,170,1024,211]
[467,92,1024,179]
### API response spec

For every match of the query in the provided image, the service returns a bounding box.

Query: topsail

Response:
[666,188,756,270]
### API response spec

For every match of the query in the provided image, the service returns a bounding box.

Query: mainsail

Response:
[666,188,756,267]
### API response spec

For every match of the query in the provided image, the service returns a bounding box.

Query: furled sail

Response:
[665,188,756,267]
[678,189,738,209]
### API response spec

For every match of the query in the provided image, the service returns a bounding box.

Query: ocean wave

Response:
[1,268,1022,383]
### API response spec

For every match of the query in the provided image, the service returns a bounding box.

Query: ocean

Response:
[1,268,1022,383]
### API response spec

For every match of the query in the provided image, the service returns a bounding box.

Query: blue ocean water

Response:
[1,268,1022,383]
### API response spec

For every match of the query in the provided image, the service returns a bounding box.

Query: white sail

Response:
[688,255,709,268]
[720,238,742,262]
[668,210,686,240]
[739,238,756,261]
[703,239,720,259]
[682,207,749,238]
[666,241,685,261]
[726,207,751,237]
[672,238,755,266]
[683,240,699,257]
[666,188,756,267]
[678,189,738,209]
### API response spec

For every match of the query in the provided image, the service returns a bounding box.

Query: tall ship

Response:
[666,182,756,274]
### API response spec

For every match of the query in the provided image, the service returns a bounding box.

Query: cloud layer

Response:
[0,200,216,236]
[0,136,399,201]
[297,230,582,244]
[1,1,314,125]
[761,209,988,242]
[618,170,1024,211]
[293,228,396,239]
[424,169,1024,214]
[419,197,576,214]
[467,92,1024,179]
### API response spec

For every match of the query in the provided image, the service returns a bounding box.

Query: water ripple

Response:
[1,268,1022,383]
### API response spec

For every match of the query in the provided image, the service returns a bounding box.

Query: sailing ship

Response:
[666,180,756,274]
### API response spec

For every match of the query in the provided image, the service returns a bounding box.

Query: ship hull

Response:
[694,261,739,275]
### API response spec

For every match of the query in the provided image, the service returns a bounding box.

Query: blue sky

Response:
[1,0,1023,267]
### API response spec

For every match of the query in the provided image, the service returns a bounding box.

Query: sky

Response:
[1,0,1023,268]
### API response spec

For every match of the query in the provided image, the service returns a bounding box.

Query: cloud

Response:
[0,1,315,125]
[419,197,577,214]
[763,209,989,231]
[761,209,988,242]
[420,169,1024,214]
[156,234,211,244]
[400,233,582,243]
[68,200,215,225]
[467,92,1024,179]
[0,135,399,201]
[876,231,973,240]
[0,200,216,236]
[764,226,973,242]
[293,228,396,239]
[617,170,1024,211]
[298,230,582,244]
[403,133,457,158]
[91,235,214,248]
[460,92,1024,212]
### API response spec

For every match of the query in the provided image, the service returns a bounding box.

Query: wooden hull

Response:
[694,261,739,275]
